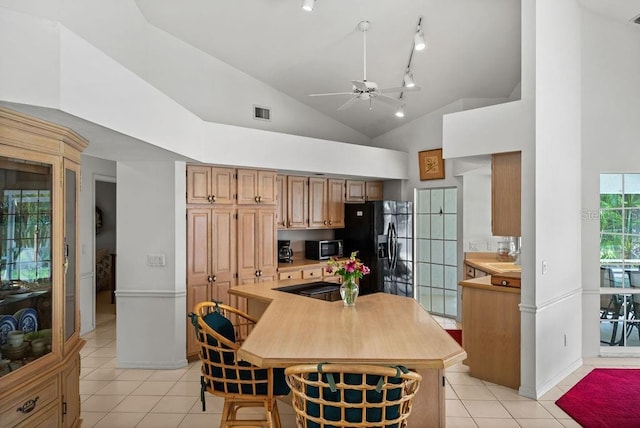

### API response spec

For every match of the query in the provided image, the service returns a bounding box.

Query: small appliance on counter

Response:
[278,240,294,263]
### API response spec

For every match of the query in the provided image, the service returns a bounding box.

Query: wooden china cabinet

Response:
[0,108,85,427]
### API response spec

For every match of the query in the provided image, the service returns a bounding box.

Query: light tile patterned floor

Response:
[80,305,639,427]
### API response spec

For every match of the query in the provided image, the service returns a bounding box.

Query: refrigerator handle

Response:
[386,223,393,267]
[391,223,398,270]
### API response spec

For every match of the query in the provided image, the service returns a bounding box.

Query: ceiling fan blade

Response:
[375,94,404,107]
[337,97,359,111]
[380,86,422,93]
[309,91,355,97]
[351,80,368,92]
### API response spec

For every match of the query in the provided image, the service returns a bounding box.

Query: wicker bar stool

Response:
[285,363,422,428]
[190,301,290,428]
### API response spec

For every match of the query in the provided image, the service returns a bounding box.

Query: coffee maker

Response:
[278,240,294,263]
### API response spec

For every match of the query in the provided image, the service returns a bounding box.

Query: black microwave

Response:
[305,240,344,260]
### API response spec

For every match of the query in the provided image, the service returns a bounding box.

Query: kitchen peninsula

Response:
[459,252,521,389]
[229,280,466,428]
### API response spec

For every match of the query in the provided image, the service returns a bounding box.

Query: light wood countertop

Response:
[229,280,466,370]
[458,276,521,294]
[277,259,326,270]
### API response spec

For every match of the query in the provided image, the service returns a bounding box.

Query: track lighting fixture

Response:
[403,71,416,88]
[301,0,315,12]
[395,106,405,118]
[414,17,426,51]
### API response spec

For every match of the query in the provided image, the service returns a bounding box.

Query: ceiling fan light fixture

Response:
[301,0,315,12]
[403,71,416,88]
[414,30,426,51]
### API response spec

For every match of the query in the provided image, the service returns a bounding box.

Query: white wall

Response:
[115,160,186,368]
[0,8,409,180]
[581,11,640,356]
[0,0,370,146]
[79,155,116,335]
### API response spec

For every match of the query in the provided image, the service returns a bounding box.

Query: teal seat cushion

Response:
[305,373,402,428]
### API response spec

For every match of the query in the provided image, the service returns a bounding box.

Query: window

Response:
[415,187,458,317]
[599,173,640,348]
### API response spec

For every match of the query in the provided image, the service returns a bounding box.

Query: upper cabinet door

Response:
[365,181,384,201]
[308,178,327,228]
[186,165,212,204]
[491,152,521,237]
[186,209,212,284]
[327,179,346,228]
[345,180,366,203]
[276,175,287,229]
[187,166,234,205]
[257,170,277,204]
[287,176,308,229]
[237,169,276,205]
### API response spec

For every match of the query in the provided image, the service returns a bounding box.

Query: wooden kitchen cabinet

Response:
[237,168,277,205]
[492,152,521,237]
[365,181,384,201]
[186,165,235,205]
[186,207,237,357]
[286,175,309,229]
[345,180,366,202]
[308,177,328,228]
[237,208,278,285]
[327,178,346,228]
[0,108,84,428]
[276,175,287,229]
[346,180,384,202]
[460,279,520,389]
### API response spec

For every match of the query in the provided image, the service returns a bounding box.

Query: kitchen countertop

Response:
[458,276,521,294]
[465,252,521,275]
[277,258,327,270]
[229,279,466,369]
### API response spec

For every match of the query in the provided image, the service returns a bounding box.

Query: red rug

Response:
[555,368,640,428]
[445,329,462,346]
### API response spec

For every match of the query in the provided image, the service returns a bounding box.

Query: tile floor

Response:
[80,297,640,427]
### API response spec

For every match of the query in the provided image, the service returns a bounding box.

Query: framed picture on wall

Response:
[418,149,445,180]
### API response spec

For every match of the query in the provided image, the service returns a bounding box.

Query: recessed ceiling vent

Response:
[253,105,271,121]
[633,13,640,25]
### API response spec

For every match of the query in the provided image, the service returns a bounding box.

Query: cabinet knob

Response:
[324,220,327,225]
[329,221,332,225]
[207,275,213,283]
[211,195,216,202]
[207,195,213,202]
[255,270,260,277]
[258,196,263,202]
[213,275,217,282]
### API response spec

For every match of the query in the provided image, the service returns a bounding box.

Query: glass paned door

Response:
[0,156,54,376]
[600,173,640,349]
[64,163,78,341]
[415,187,458,317]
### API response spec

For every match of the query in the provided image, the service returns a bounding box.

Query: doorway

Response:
[95,180,116,326]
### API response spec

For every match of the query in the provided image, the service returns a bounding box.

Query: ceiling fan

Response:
[309,20,421,111]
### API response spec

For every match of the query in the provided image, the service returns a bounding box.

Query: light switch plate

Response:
[147,254,166,267]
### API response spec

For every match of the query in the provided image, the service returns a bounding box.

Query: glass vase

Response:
[340,279,359,307]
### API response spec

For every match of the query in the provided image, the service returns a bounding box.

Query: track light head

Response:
[414,30,426,51]
[403,71,416,88]
[301,0,315,12]
[395,106,405,118]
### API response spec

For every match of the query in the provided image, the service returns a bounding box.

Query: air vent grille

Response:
[633,13,640,25]
[253,105,271,121]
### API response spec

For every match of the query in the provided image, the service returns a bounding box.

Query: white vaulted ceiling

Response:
[134,0,522,138]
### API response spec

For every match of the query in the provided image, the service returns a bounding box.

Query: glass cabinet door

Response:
[64,163,78,341]
[0,156,54,376]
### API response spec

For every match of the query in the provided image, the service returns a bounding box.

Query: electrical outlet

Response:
[147,254,166,267]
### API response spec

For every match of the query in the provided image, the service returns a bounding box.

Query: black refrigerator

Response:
[336,201,413,297]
